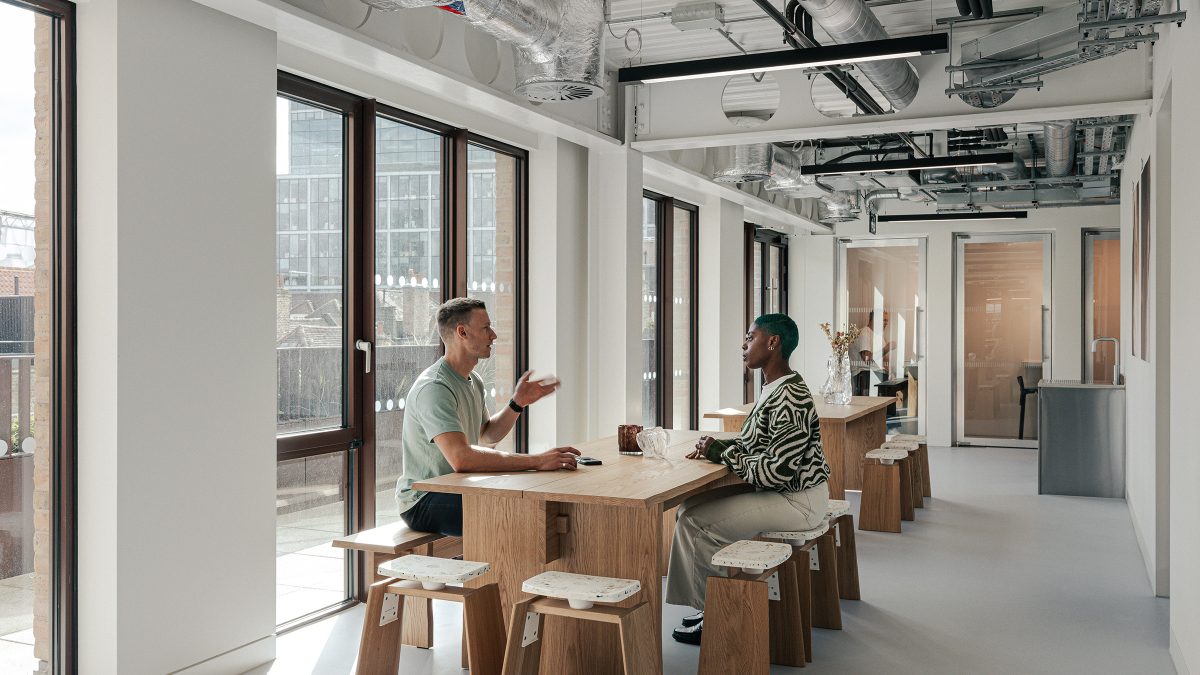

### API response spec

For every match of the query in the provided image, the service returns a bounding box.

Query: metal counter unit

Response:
[1038,380,1125,498]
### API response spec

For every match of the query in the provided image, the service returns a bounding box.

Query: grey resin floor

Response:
[256,446,1174,674]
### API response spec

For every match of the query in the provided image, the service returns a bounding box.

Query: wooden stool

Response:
[859,448,908,533]
[333,522,445,649]
[892,434,931,498]
[357,555,504,675]
[882,440,922,511]
[501,571,650,675]
[700,540,805,674]
[826,500,860,601]
[761,519,841,633]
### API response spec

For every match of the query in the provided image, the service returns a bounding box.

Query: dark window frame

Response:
[744,224,789,403]
[275,73,529,629]
[642,191,699,429]
[3,0,78,671]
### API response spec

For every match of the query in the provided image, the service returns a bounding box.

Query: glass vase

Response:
[822,353,853,405]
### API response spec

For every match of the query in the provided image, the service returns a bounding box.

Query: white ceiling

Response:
[603,0,1071,68]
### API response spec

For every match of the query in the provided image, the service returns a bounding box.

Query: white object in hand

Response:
[535,372,560,387]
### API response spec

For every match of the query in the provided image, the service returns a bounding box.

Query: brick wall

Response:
[32,12,52,674]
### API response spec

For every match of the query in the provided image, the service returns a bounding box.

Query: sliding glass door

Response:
[837,238,927,434]
[955,233,1052,448]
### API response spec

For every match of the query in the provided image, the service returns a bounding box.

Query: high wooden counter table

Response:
[703,396,892,499]
[415,430,739,675]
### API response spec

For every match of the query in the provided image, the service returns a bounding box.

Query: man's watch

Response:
[507,398,525,414]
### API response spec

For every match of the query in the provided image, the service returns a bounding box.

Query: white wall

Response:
[77,0,278,672]
[527,137,591,449]
[793,205,1119,447]
[1120,108,1172,598]
[1152,0,1200,668]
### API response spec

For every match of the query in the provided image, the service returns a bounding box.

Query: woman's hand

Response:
[687,436,715,460]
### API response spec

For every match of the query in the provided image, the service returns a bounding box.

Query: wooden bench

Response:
[333,521,447,649]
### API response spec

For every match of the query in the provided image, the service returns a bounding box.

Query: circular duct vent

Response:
[515,80,605,102]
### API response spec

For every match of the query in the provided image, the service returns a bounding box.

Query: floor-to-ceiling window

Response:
[641,192,698,429]
[275,74,527,628]
[0,1,74,671]
[744,225,788,403]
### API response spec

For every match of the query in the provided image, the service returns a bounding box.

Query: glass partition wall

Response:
[836,238,927,434]
[275,75,527,629]
[955,233,1052,448]
[641,192,698,429]
[1084,230,1120,384]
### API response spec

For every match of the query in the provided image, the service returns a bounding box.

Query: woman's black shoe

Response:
[681,610,704,628]
[671,621,703,645]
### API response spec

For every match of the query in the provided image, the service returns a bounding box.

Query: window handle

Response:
[356,340,373,374]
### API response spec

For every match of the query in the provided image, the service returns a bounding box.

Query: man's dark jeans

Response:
[400,492,463,537]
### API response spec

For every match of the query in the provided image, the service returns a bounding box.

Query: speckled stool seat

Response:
[699,540,805,674]
[825,500,861,601]
[860,448,910,533]
[356,555,505,675]
[881,440,924,513]
[500,571,653,675]
[761,517,842,640]
[891,433,931,499]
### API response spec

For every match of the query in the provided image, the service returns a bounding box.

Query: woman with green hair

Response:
[666,313,831,645]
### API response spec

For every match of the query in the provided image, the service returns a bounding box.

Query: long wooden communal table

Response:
[415,430,740,675]
[703,396,893,499]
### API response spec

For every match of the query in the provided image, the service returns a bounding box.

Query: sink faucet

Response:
[1090,337,1121,385]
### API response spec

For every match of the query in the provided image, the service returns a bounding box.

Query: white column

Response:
[587,148,643,434]
[77,0,277,672]
[697,198,746,428]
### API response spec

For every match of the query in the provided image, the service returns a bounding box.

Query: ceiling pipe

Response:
[797,0,922,110]
[1044,121,1076,177]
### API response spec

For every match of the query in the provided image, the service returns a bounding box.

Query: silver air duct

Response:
[1044,121,1076,177]
[362,0,605,101]
[362,0,452,8]
[764,145,817,191]
[796,0,920,110]
[818,191,861,223]
[713,144,774,183]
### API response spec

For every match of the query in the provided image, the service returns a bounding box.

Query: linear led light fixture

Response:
[876,211,1028,222]
[617,33,949,84]
[801,151,1014,176]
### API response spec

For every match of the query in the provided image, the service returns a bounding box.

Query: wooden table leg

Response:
[462,495,663,675]
[822,421,847,500]
[537,502,664,675]
[843,409,887,492]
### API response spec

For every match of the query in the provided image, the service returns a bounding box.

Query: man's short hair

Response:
[437,297,487,340]
[754,313,799,359]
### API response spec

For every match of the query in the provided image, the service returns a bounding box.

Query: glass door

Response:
[1083,230,1120,384]
[837,238,927,435]
[955,233,1053,448]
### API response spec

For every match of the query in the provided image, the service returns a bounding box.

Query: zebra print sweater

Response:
[703,373,831,492]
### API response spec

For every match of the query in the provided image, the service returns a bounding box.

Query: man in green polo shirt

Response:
[397,297,580,536]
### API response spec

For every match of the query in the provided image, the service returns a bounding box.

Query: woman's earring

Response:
[768,346,774,351]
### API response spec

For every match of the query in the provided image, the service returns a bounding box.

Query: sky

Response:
[0,4,35,216]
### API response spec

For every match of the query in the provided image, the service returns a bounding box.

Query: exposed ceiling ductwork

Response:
[949,0,1184,108]
[795,0,921,111]
[1043,121,1076,177]
[361,0,605,101]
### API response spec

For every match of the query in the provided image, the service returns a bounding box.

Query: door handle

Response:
[356,340,373,374]
[1040,305,1050,368]
[916,307,925,360]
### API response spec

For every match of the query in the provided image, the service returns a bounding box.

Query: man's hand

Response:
[686,436,715,460]
[513,370,561,407]
[531,446,581,471]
